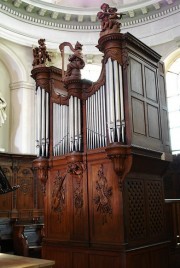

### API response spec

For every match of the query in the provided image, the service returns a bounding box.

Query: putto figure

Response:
[59,41,85,81]
[32,38,51,67]
[97,3,125,35]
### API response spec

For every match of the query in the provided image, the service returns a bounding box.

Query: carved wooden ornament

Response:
[105,144,132,190]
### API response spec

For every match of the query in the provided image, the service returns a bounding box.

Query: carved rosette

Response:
[33,158,49,194]
[94,164,113,225]
[66,154,86,216]
[51,170,66,222]
[105,144,132,191]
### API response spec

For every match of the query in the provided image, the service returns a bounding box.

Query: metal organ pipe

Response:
[104,58,125,144]
[86,86,107,150]
[118,64,125,143]
[68,96,82,152]
[35,87,49,157]
[53,102,69,156]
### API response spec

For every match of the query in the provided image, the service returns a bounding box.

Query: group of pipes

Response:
[35,58,125,157]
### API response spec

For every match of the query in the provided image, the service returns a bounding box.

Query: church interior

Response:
[0,0,180,267]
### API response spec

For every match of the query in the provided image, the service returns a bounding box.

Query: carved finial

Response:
[97,3,125,36]
[32,38,51,68]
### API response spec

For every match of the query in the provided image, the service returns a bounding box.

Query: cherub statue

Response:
[97,3,125,35]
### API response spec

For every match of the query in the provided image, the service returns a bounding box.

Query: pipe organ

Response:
[32,5,172,268]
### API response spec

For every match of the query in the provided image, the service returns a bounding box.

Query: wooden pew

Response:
[0,218,13,253]
[13,223,44,258]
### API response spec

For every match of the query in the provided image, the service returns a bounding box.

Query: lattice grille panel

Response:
[147,180,164,236]
[126,180,146,241]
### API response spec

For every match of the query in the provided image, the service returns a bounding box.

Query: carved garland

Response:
[94,164,113,225]
[51,171,66,222]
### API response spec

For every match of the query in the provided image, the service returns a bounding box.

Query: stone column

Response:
[10,81,35,154]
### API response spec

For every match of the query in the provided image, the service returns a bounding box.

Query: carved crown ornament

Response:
[105,144,132,191]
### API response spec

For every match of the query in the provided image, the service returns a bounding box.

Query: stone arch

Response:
[0,43,27,82]
[164,48,180,72]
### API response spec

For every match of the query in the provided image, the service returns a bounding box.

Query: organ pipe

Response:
[105,58,125,144]
[35,86,49,157]
[86,86,107,150]
[68,96,82,152]
[53,103,69,156]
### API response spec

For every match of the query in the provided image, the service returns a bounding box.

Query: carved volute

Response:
[105,144,132,190]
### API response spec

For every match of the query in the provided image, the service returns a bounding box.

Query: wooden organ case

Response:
[31,5,172,268]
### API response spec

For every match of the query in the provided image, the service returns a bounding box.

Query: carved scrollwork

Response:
[105,144,132,191]
[122,47,129,70]
[67,161,86,176]
[104,48,122,65]
[94,164,113,224]
[51,171,66,222]
[67,161,86,216]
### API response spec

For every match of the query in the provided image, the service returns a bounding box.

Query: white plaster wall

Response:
[0,60,10,152]
[0,39,36,155]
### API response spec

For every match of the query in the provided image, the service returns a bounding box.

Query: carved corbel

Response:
[105,144,132,191]
[33,158,49,194]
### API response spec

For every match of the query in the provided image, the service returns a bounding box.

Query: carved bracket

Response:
[33,158,49,194]
[105,144,132,191]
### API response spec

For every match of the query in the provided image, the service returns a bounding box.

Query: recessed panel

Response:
[145,67,157,102]
[132,97,146,135]
[130,58,143,95]
[147,104,160,139]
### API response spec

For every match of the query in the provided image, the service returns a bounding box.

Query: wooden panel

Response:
[145,67,157,102]
[132,98,146,135]
[162,109,170,146]
[146,180,165,239]
[42,247,71,268]
[130,58,143,95]
[72,252,87,268]
[89,160,123,244]
[126,245,169,268]
[150,246,169,268]
[17,168,34,210]
[89,253,121,268]
[47,168,70,240]
[147,104,160,139]
[0,153,43,221]
[126,251,150,268]
[0,166,12,214]
[125,179,146,242]
[125,176,166,247]
[159,75,167,106]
